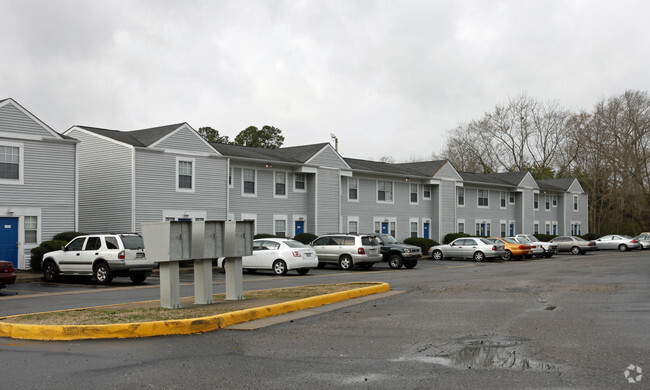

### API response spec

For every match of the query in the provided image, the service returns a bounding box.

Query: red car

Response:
[0,261,16,290]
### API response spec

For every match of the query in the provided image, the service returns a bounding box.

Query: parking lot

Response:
[1,251,649,389]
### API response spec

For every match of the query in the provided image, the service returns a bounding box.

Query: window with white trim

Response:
[457,220,465,233]
[294,173,306,192]
[410,221,418,238]
[274,171,287,197]
[0,145,20,182]
[552,195,557,207]
[377,180,393,202]
[573,195,579,211]
[348,177,358,201]
[176,158,195,191]
[242,168,256,195]
[534,221,539,234]
[534,193,539,210]
[457,187,465,206]
[545,195,550,211]
[348,220,358,234]
[477,189,489,207]
[374,221,381,234]
[228,167,234,188]
[500,191,507,208]
[423,184,431,200]
[509,192,515,205]
[500,222,506,237]
[24,216,37,244]
[390,221,396,237]
[274,217,287,238]
[545,222,550,235]
[410,183,418,204]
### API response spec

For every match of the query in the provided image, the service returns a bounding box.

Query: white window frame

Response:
[176,157,195,193]
[273,215,288,238]
[457,186,465,207]
[477,189,489,208]
[545,195,550,211]
[377,180,394,203]
[0,141,24,185]
[474,220,491,236]
[242,168,257,197]
[573,195,579,211]
[347,216,359,234]
[545,221,551,235]
[409,217,419,238]
[509,192,516,205]
[500,220,507,237]
[293,173,306,193]
[409,183,419,205]
[274,171,288,198]
[348,177,359,202]
[552,195,557,207]
[422,184,432,200]
[228,166,234,189]
[534,220,539,234]
[24,216,38,244]
[534,192,539,210]
[162,210,207,221]
[500,191,507,209]
[457,219,465,233]
[241,213,257,235]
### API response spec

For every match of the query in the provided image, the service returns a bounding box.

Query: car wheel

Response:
[43,261,59,282]
[571,246,581,255]
[544,252,554,258]
[432,250,443,260]
[129,272,147,284]
[502,250,513,261]
[618,244,628,252]
[296,268,310,275]
[388,254,403,269]
[359,263,373,270]
[403,260,417,269]
[473,251,485,262]
[339,255,353,270]
[94,263,113,284]
[272,260,288,276]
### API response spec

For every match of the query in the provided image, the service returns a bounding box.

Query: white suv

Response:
[42,233,156,284]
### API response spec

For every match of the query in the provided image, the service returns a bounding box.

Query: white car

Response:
[41,233,155,284]
[218,238,318,275]
[515,234,558,258]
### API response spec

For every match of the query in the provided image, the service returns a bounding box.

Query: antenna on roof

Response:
[330,133,338,151]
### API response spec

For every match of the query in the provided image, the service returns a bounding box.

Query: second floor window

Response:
[500,191,506,208]
[377,180,393,202]
[177,159,194,190]
[410,183,418,203]
[348,178,358,200]
[457,187,465,206]
[534,193,539,209]
[0,145,20,180]
[423,184,431,199]
[243,168,256,195]
[294,173,306,191]
[478,189,489,207]
[275,172,287,197]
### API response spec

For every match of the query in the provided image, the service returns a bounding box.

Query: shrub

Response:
[404,237,440,255]
[293,232,318,245]
[52,231,85,242]
[30,240,68,272]
[443,232,471,244]
[534,233,556,242]
[581,232,600,241]
[253,233,276,239]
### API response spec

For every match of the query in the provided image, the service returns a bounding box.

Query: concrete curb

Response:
[0,282,391,341]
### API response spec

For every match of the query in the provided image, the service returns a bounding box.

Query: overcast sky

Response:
[2,0,649,160]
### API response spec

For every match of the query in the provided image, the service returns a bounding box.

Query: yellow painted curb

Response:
[0,282,390,341]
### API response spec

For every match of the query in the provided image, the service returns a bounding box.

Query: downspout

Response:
[131,147,136,232]
[226,158,230,220]
[314,171,318,235]
[74,141,79,232]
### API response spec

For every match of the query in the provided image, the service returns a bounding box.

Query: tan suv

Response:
[310,234,382,270]
[41,233,156,284]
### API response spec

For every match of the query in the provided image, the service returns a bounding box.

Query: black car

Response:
[366,233,421,269]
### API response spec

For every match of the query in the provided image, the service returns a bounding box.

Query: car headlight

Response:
[403,249,411,253]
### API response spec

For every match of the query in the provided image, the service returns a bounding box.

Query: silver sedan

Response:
[429,237,505,262]
[594,235,642,251]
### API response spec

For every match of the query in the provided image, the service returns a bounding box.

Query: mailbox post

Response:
[222,220,254,300]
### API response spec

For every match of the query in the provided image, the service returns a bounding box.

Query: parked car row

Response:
[37,230,647,284]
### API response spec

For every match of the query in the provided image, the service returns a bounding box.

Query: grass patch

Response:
[2,283,371,326]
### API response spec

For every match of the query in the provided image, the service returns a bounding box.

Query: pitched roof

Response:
[75,123,185,147]
[459,171,530,187]
[344,158,418,176]
[394,161,448,177]
[210,142,330,164]
[536,178,576,192]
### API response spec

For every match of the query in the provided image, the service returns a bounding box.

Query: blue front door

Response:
[553,224,557,235]
[0,217,19,267]
[295,221,305,235]
[509,223,515,236]
[381,222,389,234]
[480,223,486,236]
[423,223,430,239]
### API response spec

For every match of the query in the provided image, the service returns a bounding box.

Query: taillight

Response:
[631,239,639,243]
[518,245,526,249]
[587,242,594,246]
[491,245,497,251]
[531,245,537,249]
[118,250,125,259]
[358,247,366,255]
[293,251,301,257]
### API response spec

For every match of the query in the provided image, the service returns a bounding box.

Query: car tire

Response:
[432,250,443,260]
[571,246,581,255]
[43,261,59,282]
[473,251,485,262]
[94,263,113,284]
[618,244,628,252]
[503,250,513,261]
[388,254,403,269]
[129,272,147,284]
[403,259,417,269]
[272,260,288,276]
[339,255,353,270]
[296,268,310,275]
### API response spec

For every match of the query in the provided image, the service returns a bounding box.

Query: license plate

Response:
[305,252,313,258]
[136,253,145,258]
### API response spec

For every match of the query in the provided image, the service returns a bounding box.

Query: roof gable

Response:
[150,124,220,155]
[459,171,537,188]
[71,123,185,147]
[0,98,64,139]
[537,178,584,193]
[211,142,335,165]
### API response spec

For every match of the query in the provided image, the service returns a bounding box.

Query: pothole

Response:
[394,335,559,371]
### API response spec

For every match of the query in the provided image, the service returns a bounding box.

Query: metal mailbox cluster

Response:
[142,220,254,309]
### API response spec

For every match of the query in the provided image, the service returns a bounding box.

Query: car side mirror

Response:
[61,246,67,251]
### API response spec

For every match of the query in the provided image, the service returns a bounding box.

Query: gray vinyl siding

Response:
[308,147,349,169]
[438,181,456,241]
[153,126,217,154]
[227,164,313,236]
[134,150,228,231]
[434,162,463,180]
[457,186,515,236]
[316,168,340,235]
[0,103,58,138]
[68,128,134,233]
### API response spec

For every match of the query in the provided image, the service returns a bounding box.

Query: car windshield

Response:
[378,234,399,244]
[282,240,307,248]
[121,235,145,250]
[503,237,518,244]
